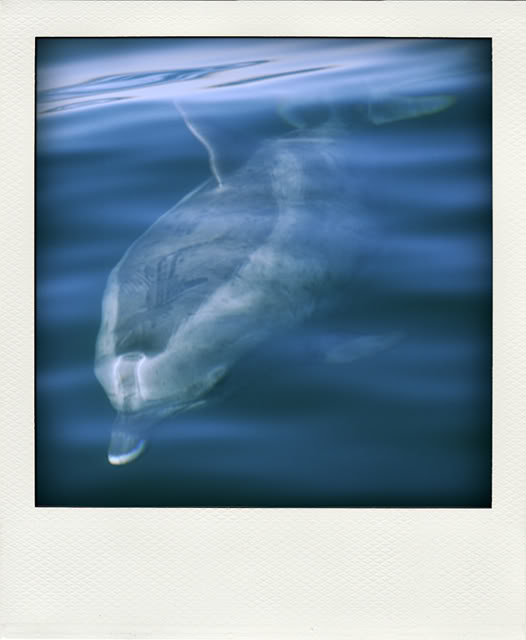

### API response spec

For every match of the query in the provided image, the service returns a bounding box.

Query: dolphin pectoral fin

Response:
[323,331,404,364]
[206,365,228,389]
[107,414,148,466]
[367,95,456,125]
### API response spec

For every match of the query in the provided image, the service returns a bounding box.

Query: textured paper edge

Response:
[1,1,525,638]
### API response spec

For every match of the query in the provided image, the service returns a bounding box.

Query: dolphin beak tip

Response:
[107,440,146,465]
[107,424,147,466]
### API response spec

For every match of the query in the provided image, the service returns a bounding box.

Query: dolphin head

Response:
[95,332,230,464]
[94,268,233,466]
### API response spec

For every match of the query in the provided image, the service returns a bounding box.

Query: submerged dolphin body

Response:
[95,94,454,465]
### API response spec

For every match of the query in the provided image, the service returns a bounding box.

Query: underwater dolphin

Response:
[95,93,454,465]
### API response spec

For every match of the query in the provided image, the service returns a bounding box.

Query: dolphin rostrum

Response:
[95,93,454,465]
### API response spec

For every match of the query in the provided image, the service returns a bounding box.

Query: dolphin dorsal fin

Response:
[174,101,224,189]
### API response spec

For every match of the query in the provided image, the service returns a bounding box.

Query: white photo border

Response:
[1,2,524,638]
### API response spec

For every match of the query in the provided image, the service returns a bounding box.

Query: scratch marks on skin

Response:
[144,249,208,309]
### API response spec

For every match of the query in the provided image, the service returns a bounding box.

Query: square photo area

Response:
[36,37,492,507]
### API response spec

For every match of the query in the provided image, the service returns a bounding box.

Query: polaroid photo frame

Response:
[1,1,524,638]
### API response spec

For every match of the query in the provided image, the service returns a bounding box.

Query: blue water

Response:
[36,38,491,507]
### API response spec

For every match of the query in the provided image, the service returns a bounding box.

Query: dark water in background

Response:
[36,38,491,507]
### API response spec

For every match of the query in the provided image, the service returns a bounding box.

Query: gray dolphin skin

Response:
[95,94,454,465]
